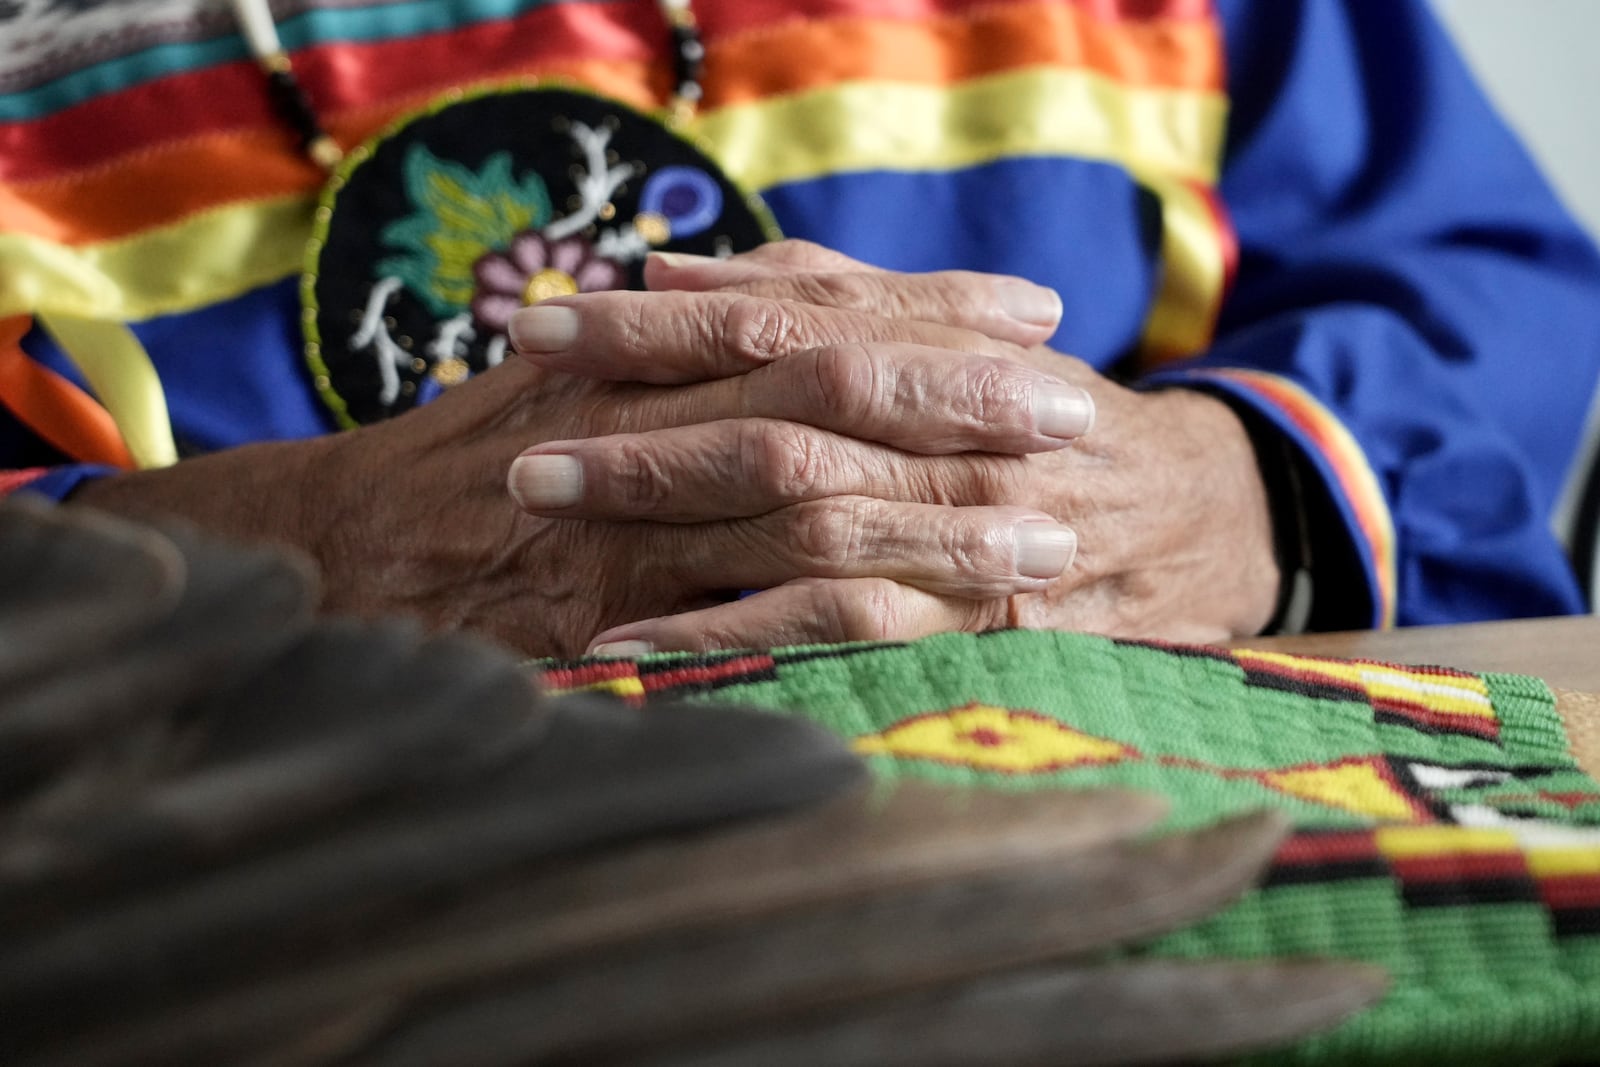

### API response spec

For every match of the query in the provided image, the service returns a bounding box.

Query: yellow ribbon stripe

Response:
[36,312,178,469]
[1,195,315,322]
[1136,175,1226,362]
[697,66,1226,192]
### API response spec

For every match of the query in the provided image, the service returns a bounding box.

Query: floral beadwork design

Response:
[377,146,554,319]
[471,231,625,333]
[349,117,668,407]
[306,87,775,426]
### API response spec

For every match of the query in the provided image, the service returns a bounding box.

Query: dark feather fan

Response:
[0,498,1385,1065]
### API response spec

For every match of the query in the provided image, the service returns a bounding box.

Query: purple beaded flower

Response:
[471,231,625,332]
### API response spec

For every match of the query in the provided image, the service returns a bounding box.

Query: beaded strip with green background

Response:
[536,630,1600,1065]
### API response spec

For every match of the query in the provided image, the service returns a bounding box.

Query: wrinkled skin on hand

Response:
[73,240,1276,656]
[989,348,1279,642]
[513,242,1282,652]
[72,246,1083,656]
[309,362,706,654]
[71,363,671,655]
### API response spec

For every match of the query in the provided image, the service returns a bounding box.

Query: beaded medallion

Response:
[300,85,777,427]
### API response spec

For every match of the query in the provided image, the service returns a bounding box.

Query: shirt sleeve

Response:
[1149,0,1600,628]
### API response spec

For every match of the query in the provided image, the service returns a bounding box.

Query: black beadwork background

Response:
[307,87,773,425]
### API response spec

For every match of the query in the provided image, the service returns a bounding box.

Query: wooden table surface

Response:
[1232,615,1600,779]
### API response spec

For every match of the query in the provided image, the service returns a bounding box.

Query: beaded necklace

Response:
[227,0,772,426]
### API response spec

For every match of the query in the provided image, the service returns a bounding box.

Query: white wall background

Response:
[1430,0,1600,240]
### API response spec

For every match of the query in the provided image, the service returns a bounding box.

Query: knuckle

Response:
[721,295,797,365]
[946,512,1048,599]
[942,516,995,579]
[613,438,676,510]
[803,343,880,423]
[964,360,1033,427]
[824,578,904,642]
[788,500,864,571]
[611,295,655,363]
[745,421,830,500]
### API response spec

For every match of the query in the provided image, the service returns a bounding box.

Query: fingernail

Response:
[996,279,1063,328]
[1034,381,1096,439]
[1014,521,1077,579]
[507,454,583,510]
[650,252,723,269]
[590,639,655,658]
[509,305,580,353]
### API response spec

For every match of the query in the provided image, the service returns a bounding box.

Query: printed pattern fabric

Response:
[537,629,1600,1065]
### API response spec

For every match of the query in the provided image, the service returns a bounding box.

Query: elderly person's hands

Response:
[70,252,1082,657]
[509,242,1281,652]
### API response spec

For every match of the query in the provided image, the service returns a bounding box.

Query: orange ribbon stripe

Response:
[0,316,135,469]
[706,1,1223,107]
[2,3,1221,245]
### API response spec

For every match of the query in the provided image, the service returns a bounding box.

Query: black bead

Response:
[669,24,704,97]
[265,68,329,153]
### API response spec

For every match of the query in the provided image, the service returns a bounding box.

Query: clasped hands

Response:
[488,241,1280,656]
[64,239,1271,657]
